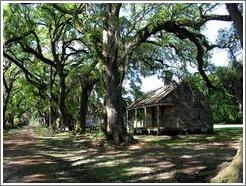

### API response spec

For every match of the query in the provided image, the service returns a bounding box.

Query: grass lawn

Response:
[3,125,243,183]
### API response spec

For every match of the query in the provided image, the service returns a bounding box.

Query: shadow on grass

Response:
[3,126,242,183]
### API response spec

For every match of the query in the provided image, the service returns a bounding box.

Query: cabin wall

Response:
[127,81,213,134]
[159,105,178,128]
[158,82,213,132]
[174,83,213,131]
[135,106,179,129]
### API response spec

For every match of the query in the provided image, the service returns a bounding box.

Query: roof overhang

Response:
[126,103,174,110]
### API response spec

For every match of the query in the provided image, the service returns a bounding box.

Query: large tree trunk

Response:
[102,4,127,144]
[78,79,95,133]
[48,65,53,129]
[211,4,243,183]
[3,76,14,129]
[47,66,60,130]
[105,77,126,144]
[226,3,243,48]
[57,65,71,130]
[3,92,11,128]
[78,89,88,133]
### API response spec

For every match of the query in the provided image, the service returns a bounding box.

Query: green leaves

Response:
[188,64,243,124]
[3,2,242,131]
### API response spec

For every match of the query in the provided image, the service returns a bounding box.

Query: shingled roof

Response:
[127,83,176,109]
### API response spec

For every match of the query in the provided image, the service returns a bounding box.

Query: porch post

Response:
[157,105,160,135]
[134,108,137,128]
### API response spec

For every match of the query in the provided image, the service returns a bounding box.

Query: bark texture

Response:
[102,4,127,144]
[3,67,20,128]
[3,78,12,128]
[78,78,96,133]
[57,65,71,130]
[226,3,243,48]
[210,4,243,183]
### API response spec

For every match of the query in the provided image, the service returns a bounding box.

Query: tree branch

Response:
[4,31,33,46]
[19,42,55,67]
[52,4,86,15]
[175,14,232,29]
[4,52,46,89]
[131,21,216,89]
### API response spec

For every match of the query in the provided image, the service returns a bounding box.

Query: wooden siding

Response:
[127,81,213,133]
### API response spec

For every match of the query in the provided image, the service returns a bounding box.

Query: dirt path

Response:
[3,125,241,183]
[3,125,93,183]
[3,126,51,182]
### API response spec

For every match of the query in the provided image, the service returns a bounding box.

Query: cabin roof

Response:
[127,83,176,109]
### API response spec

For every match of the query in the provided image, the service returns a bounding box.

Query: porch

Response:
[126,104,178,135]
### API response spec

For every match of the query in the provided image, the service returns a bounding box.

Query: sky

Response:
[139,4,233,93]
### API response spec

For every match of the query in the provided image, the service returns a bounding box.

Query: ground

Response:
[3,124,242,183]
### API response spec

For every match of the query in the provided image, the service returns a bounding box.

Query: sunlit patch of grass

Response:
[126,167,153,176]
[95,160,122,168]
[153,171,176,181]
[33,126,55,137]
[71,159,97,166]
[140,127,242,148]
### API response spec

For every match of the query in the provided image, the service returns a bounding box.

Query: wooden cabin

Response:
[126,81,213,135]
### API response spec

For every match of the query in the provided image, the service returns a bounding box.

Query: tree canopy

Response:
[3,3,243,142]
